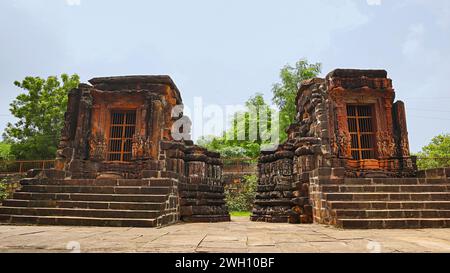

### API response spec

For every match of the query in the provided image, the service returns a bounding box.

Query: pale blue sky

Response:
[1,0,449,152]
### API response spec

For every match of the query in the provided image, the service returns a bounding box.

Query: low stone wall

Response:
[223,161,257,174]
[417,168,450,179]
[222,172,255,192]
[222,160,257,186]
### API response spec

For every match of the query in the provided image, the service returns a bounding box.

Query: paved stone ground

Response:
[0,216,450,253]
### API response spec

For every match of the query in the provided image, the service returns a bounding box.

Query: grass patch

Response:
[230,211,251,217]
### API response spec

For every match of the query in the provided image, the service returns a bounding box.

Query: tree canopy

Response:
[2,74,80,160]
[198,93,278,158]
[416,133,450,170]
[0,142,13,161]
[198,59,321,158]
[272,59,321,142]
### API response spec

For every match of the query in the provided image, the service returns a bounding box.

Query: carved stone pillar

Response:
[74,89,93,160]
[393,101,410,158]
[330,89,351,159]
[60,88,81,145]
[149,99,163,159]
[55,88,82,170]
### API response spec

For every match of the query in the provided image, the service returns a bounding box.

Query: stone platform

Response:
[0,173,230,227]
[0,177,179,227]
[0,216,449,253]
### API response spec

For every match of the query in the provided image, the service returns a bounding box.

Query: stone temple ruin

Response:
[0,70,449,229]
[0,76,230,227]
[251,69,450,229]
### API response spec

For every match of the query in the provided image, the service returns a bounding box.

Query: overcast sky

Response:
[1,0,449,152]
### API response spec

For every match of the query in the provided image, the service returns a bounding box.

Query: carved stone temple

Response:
[252,69,450,229]
[1,70,449,229]
[0,76,230,227]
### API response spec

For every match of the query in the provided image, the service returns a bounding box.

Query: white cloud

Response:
[66,0,81,6]
[366,0,382,6]
[408,0,450,29]
[435,3,450,29]
[402,24,425,58]
[401,23,441,65]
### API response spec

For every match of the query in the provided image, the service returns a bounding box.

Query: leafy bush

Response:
[225,174,257,212]
[0,179,8,201]
[217,146,247,158]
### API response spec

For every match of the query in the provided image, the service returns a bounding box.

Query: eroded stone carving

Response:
[89,133,107,161]
[337,131,350,157]
[132,135,152,159]
[376,131,396,158]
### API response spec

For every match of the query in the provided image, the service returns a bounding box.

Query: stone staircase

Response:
[314,177,450,229]
[0,177,179,227]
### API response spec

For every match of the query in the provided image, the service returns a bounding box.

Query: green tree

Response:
[416,134,450,170]
[0,142,14,172]
[198,59,321,158]
[3,74,80,160]
[272,59,321,141]
[198,93,278,158]
[227,93,277,149]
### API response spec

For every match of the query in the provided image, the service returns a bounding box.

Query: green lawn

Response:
[230,211,251,217]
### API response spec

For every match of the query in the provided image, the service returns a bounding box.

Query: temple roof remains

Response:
[88,75,182,103]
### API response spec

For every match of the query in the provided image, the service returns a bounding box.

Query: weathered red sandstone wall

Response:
[252,69,417,224]
[52,76,230,223]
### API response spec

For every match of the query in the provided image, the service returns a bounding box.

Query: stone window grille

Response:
[346,105,376,160]
[107,110,137,162]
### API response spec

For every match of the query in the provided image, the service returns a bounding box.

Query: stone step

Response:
[332,209,450,219]
[342,178,449,185]
[12,192,168,203]
[253,199,292,206]
[180,198,226,206]
[327,201,450,210]
[0,177,180,228]
[0,207,161,219]
[21,178,177,187]
[320,184,449,193]
[2,199,165,210]
[250,214,290,223]
[0,214,157,227]
[20,185,171,195]
[324,192,450,202]
[182,214,231,223]
[336,218,450,229]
